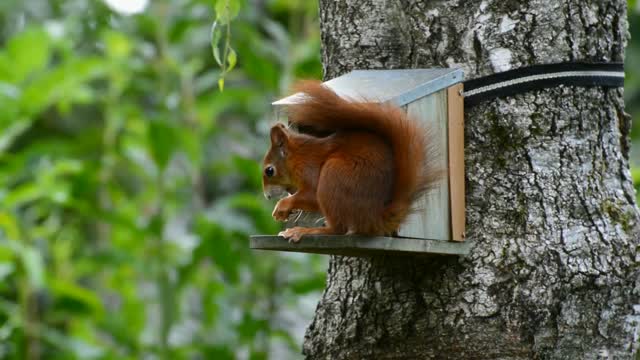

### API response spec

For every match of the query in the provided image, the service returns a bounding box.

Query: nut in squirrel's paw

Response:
[272,203,292,222]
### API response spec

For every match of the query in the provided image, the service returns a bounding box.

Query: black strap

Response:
[462,62,624,106]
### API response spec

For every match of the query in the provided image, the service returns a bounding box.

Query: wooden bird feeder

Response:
[251,68,470,257]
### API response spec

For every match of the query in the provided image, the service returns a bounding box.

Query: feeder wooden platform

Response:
[250,235,473,257]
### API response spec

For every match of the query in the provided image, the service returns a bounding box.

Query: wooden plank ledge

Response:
[250,235,473,257]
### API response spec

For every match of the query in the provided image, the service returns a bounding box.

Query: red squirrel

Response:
[262,80,441,242]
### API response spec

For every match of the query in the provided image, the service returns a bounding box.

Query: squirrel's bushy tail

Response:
[288,80,442,234]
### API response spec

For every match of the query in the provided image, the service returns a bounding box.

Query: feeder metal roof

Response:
[273,68,464,108]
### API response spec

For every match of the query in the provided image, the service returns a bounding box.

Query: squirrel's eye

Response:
[264,166,275,177]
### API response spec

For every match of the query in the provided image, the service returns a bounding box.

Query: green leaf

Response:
[146,213,164,237]
[0,120,33,154]
[18,245,45,289]
[194,218,239,282]
[6,27,51,83]
[202,346,235,360]
[218,78,225,92]
[102,30,132,59]
[215,0,241,25]
[631,167,640,186]
[211,21,224,66]
[0,211,21,240]
[3,182,42,209]
[148,120,178,171]
[50,279,104,316]
[289,274,326,294]
[19,57,106,116]
[232,156,261,189]
[178,127,202,165]
[238,313,269,341]
[0,54,15,82]
[227,47,237,72]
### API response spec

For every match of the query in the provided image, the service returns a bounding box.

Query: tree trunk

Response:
[303,1,640,359]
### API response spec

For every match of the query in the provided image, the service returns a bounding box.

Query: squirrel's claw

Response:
[279,228,303,243]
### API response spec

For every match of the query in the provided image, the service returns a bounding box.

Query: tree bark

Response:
[304,1,640,359]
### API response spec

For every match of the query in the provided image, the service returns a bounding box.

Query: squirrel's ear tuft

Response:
[270,123,288,148]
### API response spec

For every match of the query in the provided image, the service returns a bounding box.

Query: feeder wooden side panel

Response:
[448,84,466,241]
[397,90,451,240]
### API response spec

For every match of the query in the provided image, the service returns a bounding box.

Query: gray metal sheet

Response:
[273,68,464,107]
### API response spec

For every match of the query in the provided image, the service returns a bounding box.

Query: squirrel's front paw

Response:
[279,228,303,243]
[272,202,292,222]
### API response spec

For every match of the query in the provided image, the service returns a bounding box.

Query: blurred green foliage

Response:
[0,1,639,359]
[627,1,640,173]
[0,0,325,359]
[628,2,640,209]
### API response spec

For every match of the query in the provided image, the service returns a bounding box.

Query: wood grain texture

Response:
[448,84,465,241]
[398,90,450,240]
